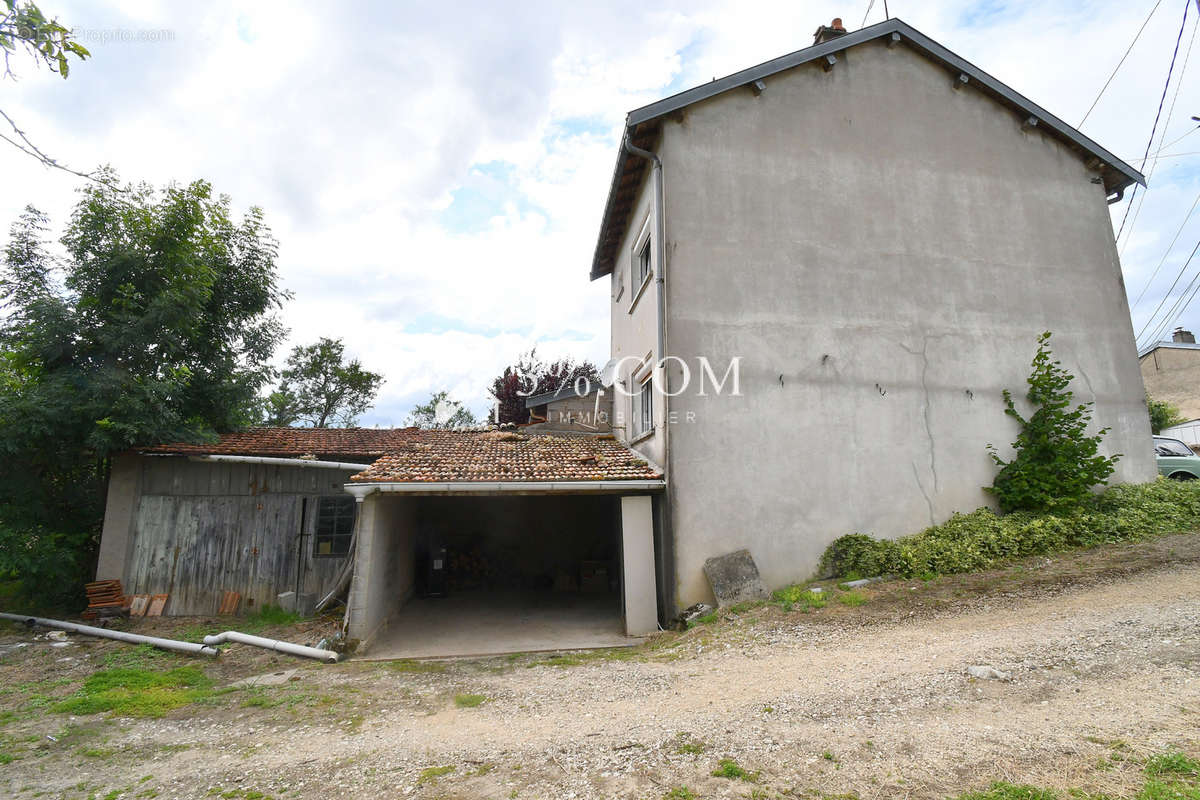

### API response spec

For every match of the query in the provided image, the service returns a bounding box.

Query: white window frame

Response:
[630,368,654,441]
[629,212,653,313]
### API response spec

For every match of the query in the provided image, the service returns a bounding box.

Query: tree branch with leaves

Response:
[0,0,108,183]
[263,338,384,428]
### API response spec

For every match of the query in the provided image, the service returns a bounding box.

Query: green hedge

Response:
[820,479,1200,580]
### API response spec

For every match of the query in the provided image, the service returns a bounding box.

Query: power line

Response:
[1130,186,1200,310]
[1158,271,1200,341]
[1119,10,1198,255]
[1115,0,1192,244]
[1079,0,1164,128]
[1157,121,1200,151]
[1143,261,1200,346]
[1135,236,1200,344]
[861,0,877,28]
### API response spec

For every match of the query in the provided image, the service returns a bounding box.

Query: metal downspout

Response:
[622,133,670,461]
[623,132,672,626]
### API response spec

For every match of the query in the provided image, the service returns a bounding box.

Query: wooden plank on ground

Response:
[146,594,168,617]
[218,591,241,615]
[129,594,150,617]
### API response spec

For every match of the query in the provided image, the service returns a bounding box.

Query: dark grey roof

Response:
[590,17,1146,280]
[524,383,601,409]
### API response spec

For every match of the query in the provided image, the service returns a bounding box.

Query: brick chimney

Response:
[814,17,848,46]
[1173,327,1196,344]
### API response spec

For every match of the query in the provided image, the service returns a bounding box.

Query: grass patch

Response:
[387,659,446,674]
[239,690,285,709]
[773,584,828,612]
[950,784,1061,800]
[664,788,696,800]
[102,644,175,670]
[836,590,868,607]
[454,693,487,708]
[712,757,759,782]
[238,605,303,633]
[674,735,705,755]
[821,479,1200,581]
[947,751,1200,800]
[529,648,640,668]
[417,765,455,785]
[1147,752,1200,778]
[53,667,214,718]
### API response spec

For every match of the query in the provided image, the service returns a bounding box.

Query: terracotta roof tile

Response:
[350,429,662,483]
[142,427,414,459]
[143,428,663,484]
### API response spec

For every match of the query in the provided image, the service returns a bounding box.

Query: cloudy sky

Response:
[2,0,1198,424]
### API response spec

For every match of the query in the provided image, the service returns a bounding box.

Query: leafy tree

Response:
[1,1,98,180]
[407,390,478,429]
[1147,394,1185,434]
[264,337,383,428]
[487,348,598,425]
[0,175,288,605]
[986,332,1120,513]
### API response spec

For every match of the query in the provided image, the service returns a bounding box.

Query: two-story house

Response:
[589,16,1156,612]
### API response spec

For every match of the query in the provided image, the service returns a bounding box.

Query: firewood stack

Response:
[448,547,493,591]
[82,580,129,620]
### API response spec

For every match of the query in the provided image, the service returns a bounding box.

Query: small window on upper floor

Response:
[314,495,356,557]
[634,236,652,293]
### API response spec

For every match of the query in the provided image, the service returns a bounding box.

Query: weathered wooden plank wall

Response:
[125,456,355,615]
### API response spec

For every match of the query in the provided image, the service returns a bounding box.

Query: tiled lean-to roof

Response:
[142,427,413,460]
[348,429,662,483]
[144,427,663,484]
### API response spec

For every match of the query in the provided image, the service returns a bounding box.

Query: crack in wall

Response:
[898,336,940,501]
[911,460,935,526]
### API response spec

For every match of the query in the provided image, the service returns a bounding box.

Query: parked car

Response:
[1153,435,1200,480]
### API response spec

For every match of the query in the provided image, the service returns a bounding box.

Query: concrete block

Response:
[277,591,316,616]
[703,549,769,607]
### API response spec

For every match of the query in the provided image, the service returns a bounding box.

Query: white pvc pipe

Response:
[186,454,371,471]
[0,612,219,657]
[203,631,339,663]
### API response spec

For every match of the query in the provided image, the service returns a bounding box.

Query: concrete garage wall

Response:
[415,495,617,589]
[348,494,416,650]
[1140,347,1200,422]
[96,452,142,581]
[654,39,1156,609]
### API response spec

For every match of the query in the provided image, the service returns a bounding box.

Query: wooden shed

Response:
[94,429,411,616]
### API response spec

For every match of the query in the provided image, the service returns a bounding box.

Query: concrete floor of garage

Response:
[362,589,639,660]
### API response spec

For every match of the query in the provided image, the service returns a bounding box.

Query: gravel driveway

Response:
[3,534,1198,800]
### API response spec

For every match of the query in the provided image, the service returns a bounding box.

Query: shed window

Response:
[314,496,356,557]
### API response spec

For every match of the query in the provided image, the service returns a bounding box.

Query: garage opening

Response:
[362,493,650,659]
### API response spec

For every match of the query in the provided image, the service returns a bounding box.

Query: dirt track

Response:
[3,535,1199,799]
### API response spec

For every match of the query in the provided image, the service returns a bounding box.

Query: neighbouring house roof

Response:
[142,427,663,485]
[589,17,1147,280]
[348,429,662,483]
[524,383,601,408]
[1138,341,1200,358]
[142,427,415,460]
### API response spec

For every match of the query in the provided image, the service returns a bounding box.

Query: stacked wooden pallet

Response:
[82,580,128,620]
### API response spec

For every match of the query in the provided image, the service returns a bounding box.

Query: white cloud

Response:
[3,0,1199,424]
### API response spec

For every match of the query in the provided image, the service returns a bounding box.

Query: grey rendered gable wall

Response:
[655,37,1155,610]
